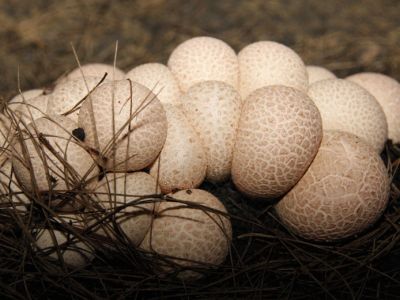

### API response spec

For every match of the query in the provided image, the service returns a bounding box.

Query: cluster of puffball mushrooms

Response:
[0,36,398,280]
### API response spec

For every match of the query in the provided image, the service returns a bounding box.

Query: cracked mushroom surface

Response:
[238,41,308,100]
[181,80,242,183]
[12,115,98,197]
[149,104,207,193]
[90,172,159,246]
[168,36,239,93]
[47,76,107,122]
[125,63,182,106]
[346,72,400,144]
[61,63,125,83]
[78,80,167,172]
[308,78,388,153]
[140,189,232,280]
[232,85,322,199]
[275,130,390,242]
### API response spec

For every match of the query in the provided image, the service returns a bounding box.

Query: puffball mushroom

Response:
[47,76,106,122]
[12,116,98,210]
[62,63,125,82]
[8,89,44,112]
[181,81,242,183]
[168,36,239,93]
[78,80,167,172]
[89,172,159,246]
[308,79,388,153]
[0,113,15,164]
[238,41,308,100]
[140,189,232,280]
[232,85,322,199]
[34,228,94,268]
[306,65,336,84]
[149,104,207,193]
[346,72,400,144]
[0,159,29,213]
[125,63,182,105]
[275,130,390,242]
[15,94,50,124]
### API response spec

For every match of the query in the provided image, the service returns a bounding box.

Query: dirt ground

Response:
[1,0,400,100]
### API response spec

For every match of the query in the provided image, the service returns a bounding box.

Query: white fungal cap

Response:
[149,104,207,193]
[8,89,44,112]
[0,159,29,213]
[140,189,232,280]
[308,78,388,153]
[275,130,390,242]
[125,63,182,105]
[34,229,94,268]
[181,81,242,183]
[346,72,400,144]
[15,94,50,124]
[168,36,239,93]
[306,65,336,84]
[12,116,98,201]
[0,113,15,164]
[90,172,158,246]
[238,41,308,100]
[62,63,125,82]
[232,85,322,199]
[78,80,168,172]
[47,76,106,122]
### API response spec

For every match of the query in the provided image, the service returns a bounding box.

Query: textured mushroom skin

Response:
[346,72,400,144]
[140,189,232,280]
[15,95,50,124]
[275,130,390,242]
[238,41,308,100]
[8,89,44,112]
[62,63,125,82]
[168,36,239,92]
[90,172,158,246]
[232,85,322,199]
[181,81,242,183]
[0,113,15,164]
[308,79,388,153]
[12,116,98,194]
[78,80,167,172]
[306,65,336,84]
[35,229,93,268]
[149,104,207,193]
[47,76,106,122]
[126,63,182,105]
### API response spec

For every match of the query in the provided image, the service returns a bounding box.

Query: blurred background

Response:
[1,0,400,100]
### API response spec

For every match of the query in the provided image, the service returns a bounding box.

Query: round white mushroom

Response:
[346,72,400,144]
[125,63,182,105]
[238,41,308,100]
[168,36,239,92]
[308,78,388,153]
[140,189,232,280]
[78,80,167,172]
[306,65,336,84]
[275,130,390,242]
[232,85,322,199]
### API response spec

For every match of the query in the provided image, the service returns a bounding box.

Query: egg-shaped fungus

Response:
[126,63,182,105]
[62,63,125,82]
[149,104,207,193]
[232,85,322,199]
[346,72,400,144]
[89,172,159,246]
[140,189,232,280]
[275,130,390,242]
[308,79,388,153]
[168,36,239,92]
[306,65,336,84]
[181,81,242,183]
[238,41,308,100]
[78,80,167,172]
